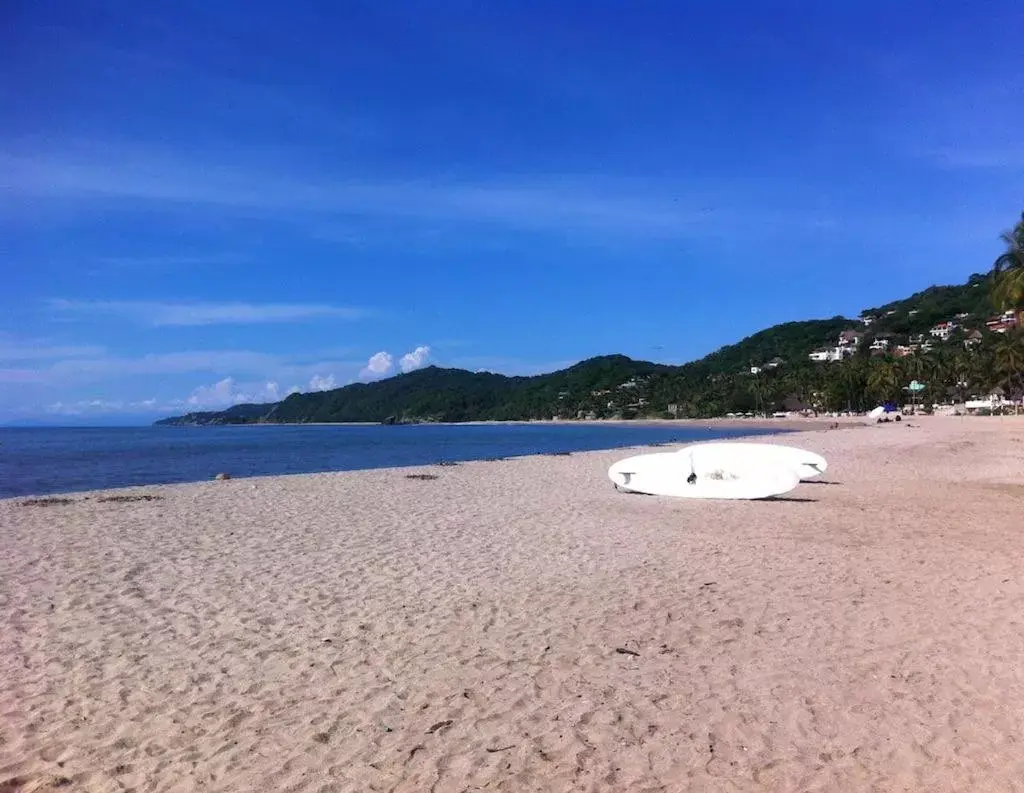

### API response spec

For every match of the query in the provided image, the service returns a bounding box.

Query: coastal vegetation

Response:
[157,214,1024,425]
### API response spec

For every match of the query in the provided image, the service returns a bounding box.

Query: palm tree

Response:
[748,377,767,417]
[867,360,901,405]
[904,353,927,383]
[991,212,1024,310]
[994,330,1024,412]
[948,350,973,404]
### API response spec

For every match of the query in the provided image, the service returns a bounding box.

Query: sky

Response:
[2,0,1022,424]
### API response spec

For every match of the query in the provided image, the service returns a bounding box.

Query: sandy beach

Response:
[3,416,1024,792]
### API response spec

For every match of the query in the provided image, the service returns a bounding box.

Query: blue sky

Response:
[2,0,1022,423]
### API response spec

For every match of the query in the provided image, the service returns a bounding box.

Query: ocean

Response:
[0,423,784,499]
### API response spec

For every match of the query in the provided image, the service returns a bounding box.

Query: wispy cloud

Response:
[0,334,106,362]
[920,145,1024,170]
[1,145,735,237]
[95,252,247,268]
[48,299,371,326]
[0,368,48,384]
[47,398,143,415]
[45,349,287,378]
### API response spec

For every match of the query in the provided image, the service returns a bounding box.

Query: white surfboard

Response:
[867,406,885,420]
[608,450,801,500]
[674,441,828,481]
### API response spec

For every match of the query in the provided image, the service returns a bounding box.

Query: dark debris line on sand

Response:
[20,493,163,507]
[98,494,164,503]
[19,497,76,507]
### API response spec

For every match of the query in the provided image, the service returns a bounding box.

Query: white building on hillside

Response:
[809,347,852,363]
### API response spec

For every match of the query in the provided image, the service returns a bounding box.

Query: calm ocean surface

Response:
[0,423,784,499]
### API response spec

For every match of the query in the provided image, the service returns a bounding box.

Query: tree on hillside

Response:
[991,212,1024,310]
[867,360,902,404]
[994,331,1024,410]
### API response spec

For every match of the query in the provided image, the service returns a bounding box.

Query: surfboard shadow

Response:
[801,480,841,486]
[763,495,818,503]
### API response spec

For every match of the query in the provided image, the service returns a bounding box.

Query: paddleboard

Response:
[674,441,828,481]
[608,450,800,500]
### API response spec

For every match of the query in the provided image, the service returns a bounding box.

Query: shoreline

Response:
[154,416,863,432]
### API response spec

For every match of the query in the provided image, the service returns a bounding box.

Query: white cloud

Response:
[47,349,286,377]
[186,377,244,407]
[359,351,394,380]
[308,373,337,391]
[48,299,370,326]
[185,377,285,408]
[399,345,431,373]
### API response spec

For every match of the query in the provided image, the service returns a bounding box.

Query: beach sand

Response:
[3,417,1024,792]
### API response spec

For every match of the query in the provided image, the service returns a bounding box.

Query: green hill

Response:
[157,355,670,425]
[684,318,853,374]
[857,272,993,337]
[154,402,271,426]
[155,269,1020,425]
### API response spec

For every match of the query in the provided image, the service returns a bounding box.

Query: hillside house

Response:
[860,315,876,326]
[766,357,785,369]
[965,329,983,347]
[869,337,890,352]
[838,329,862,347]
[986,309,1022,334]
[909,333,925,345]
[930,321,957,340]
[750,366,762,375]
[955,312,971,320]
[893,345,915,357]
[810,346,854,363]
[920,340,935,353]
